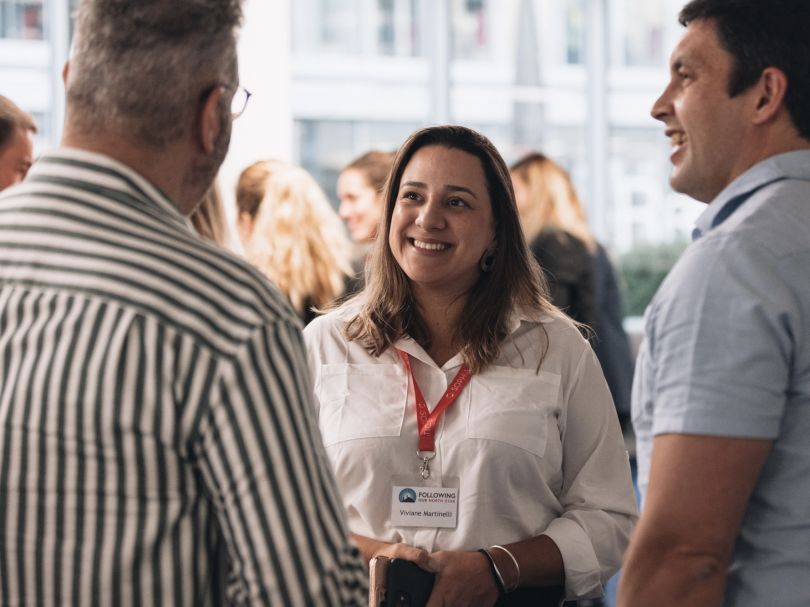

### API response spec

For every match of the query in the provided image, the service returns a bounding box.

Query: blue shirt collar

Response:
[693,149,810,238]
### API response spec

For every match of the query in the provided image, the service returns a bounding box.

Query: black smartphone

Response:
[385,558,435,607]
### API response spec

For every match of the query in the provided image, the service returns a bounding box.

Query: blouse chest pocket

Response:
[315,363,407,447]
[466,366,561,458]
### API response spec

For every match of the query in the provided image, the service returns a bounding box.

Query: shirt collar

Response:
[694,150,810,238]
[393,306,549,371]
[30,147,193,231]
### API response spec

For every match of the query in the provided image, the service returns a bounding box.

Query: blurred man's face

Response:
[0,127,34,191]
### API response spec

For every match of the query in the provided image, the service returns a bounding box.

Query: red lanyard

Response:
[397,350,472,453]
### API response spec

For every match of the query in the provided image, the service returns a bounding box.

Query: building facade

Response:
[2,0,698,254]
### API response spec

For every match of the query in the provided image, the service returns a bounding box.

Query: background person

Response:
[620,1,810,606]
[0,1,367,604]
[305,125,637,606]
[0,94,37,191]
[337,149,395,244]
[337,149,395,293]
[510,153,597,332]
[510,152,634,424]
[190,180,231,247]
[236,160,353,323]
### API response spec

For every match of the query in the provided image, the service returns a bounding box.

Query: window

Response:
[289,0,690,288]
[296,119,417,205]
[294,0,421,57]
[377,0,419,56]
[318,0,360,54]
[1,0,44,39]
[452,0,489,59]
[611,0,665,67]
[564,0,585,65]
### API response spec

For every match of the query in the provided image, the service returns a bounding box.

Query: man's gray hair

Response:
[67,0,243,149]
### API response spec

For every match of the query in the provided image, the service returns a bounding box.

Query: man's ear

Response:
[198,86,225,154]
[62,61,70,85]
[751,67,788,126]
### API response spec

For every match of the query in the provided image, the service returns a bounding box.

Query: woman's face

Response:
[389,145,496,299]
[337,168,383,243]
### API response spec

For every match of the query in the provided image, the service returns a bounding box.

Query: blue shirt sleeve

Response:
[645,232,794,440]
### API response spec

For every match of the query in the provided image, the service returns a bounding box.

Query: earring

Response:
[480,247,496,272]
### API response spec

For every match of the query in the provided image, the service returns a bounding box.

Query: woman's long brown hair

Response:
[344,125,554,374]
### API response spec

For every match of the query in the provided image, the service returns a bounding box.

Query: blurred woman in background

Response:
[337,149,395,244]
[510,153,597,330]
[236,160,353,324]
[337,150,395,294]
[510,152,634,423]
[190,180,231,248]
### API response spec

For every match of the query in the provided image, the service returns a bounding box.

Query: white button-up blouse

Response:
[304,305,637,599]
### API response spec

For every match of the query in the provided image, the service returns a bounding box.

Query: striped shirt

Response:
[0,148,367,606]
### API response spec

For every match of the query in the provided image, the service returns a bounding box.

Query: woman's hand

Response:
[425,550,500,607]
[373,542,437,573]
[350,533,437,572]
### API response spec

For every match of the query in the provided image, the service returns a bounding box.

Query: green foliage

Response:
[619,239,689,317]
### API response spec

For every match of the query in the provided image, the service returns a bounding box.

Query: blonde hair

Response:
[510,153,596,252]
[190,181,229,247]
[235,159,287,217]
[240,163,353,316]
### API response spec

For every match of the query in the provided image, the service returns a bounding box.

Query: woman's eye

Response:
[448,197,469,208]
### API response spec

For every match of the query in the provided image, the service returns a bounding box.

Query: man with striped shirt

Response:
[0,1,367,605]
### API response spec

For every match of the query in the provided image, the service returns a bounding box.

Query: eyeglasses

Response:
[228,85,252,120]
[199,83,252,120]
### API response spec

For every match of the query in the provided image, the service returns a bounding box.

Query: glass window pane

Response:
[564,0,585,65]
[1,0,44,40]
[452,0,489,59]
[296,119,417,206]
[318,0,360,54]
[616,0,665,66]
[377,0,419,56]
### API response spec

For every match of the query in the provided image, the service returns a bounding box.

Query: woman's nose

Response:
[415,199,445,230]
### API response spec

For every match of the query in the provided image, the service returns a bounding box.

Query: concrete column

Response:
[585,0,609,241]
[424,0,451,123]
[46,0,70,142]
[218,0,294,231]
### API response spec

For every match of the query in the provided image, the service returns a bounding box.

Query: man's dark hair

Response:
[0,95,37,150]
[679,0,810,139]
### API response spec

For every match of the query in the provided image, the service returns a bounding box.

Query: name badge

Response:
[390,483,459,529]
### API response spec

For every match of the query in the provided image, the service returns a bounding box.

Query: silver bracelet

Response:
[489,544,520,592]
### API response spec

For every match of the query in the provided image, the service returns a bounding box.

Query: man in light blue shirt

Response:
[619,1,810,606]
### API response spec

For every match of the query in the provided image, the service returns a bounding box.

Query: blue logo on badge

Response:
[398,488,417,503]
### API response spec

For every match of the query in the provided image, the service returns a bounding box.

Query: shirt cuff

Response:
[542,518,603,600]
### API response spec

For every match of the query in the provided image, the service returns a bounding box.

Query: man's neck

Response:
[61,130,193,213]
[738,124,810,179]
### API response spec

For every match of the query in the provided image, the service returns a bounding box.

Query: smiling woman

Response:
[304,125,638,606]
[389,145,496,311]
